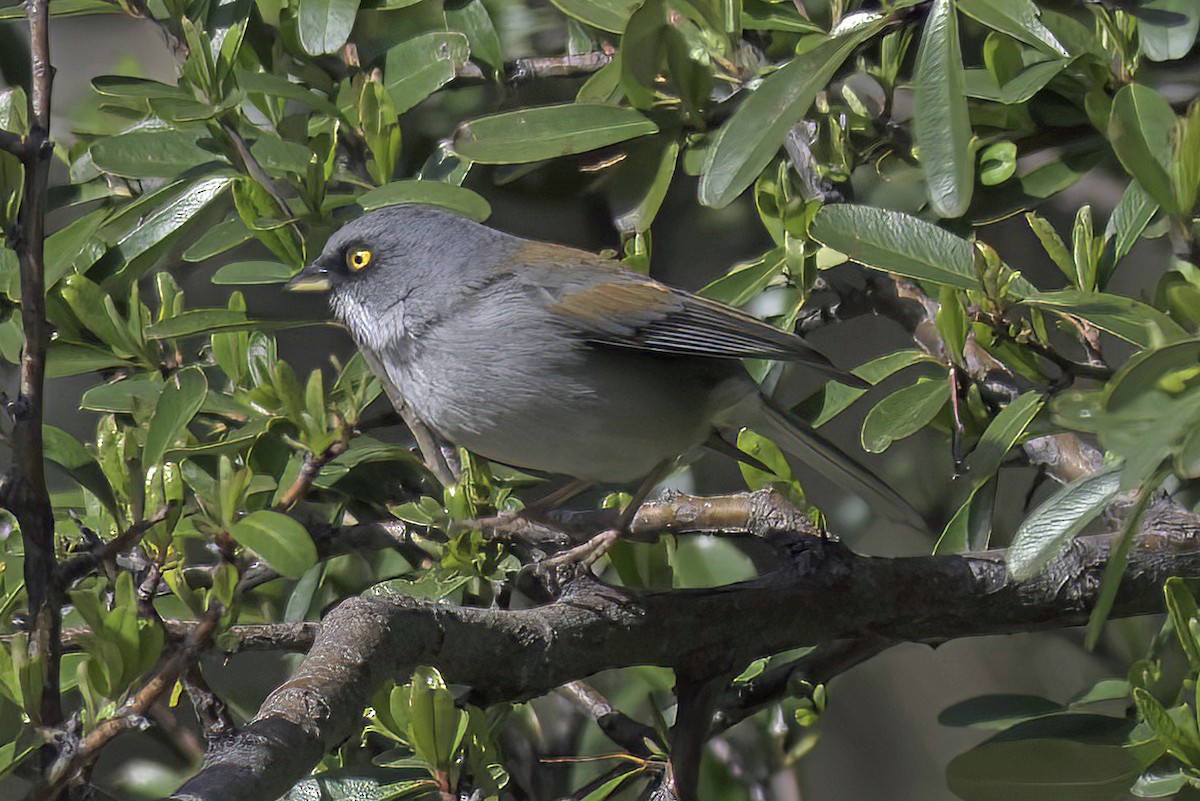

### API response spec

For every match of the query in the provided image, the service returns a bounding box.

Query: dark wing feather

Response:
[547,276,863,385]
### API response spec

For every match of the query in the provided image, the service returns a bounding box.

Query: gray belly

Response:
[388,339,748,483]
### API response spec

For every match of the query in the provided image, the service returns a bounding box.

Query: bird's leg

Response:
[528,478,595,514]
[538,459,676,569]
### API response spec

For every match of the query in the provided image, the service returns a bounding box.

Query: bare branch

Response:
[0,0,60,742]
[0,130,23,156]
[557,681,660,757]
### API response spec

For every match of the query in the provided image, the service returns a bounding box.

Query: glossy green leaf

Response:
[796,349,935,428]
[1138,0,1200,62]
[46,342,131,379]
[1007,465,1122,580]
[1022,290,1188,347]
[1108,84,1179,214]
[1026,212,1075,284]
[231,177,304,267]
[356,180,491,220]
[108,174,234,276]
[964,391,1044,488]
[383,32,470,115]
[448,103,658,164]
[43,425,120,518]
[297,0,361,55]
[698,17,885,208]
[407,666,468,772]
[145,309,316,340]
[700,248,786,306]
[1132,689,1200,767]
[809,204,978,289]
[958,0,1068,56]
[934,476,997,554]
[979,141,1017,186]
[90,130,222,179]
[91,75,192,101]
[545,0,642,33]
[1085,485,1159,649]
[235,70,340,116]
[861,377,949,453]
[1163,577,1200,669]
[144,367,208,468]
[610,136,679,234]
[939,694,1063,730]
[211,261,294,285]
[914,0,973,218]
[229,510,318,579]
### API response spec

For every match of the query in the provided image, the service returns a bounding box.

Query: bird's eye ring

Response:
[346,248,372,271]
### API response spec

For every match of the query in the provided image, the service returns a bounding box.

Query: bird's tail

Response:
[746,395,926,531]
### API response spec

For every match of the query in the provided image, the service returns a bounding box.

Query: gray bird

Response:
[287,205,920,529]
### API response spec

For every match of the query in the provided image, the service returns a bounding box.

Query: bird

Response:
[286,204,920,540]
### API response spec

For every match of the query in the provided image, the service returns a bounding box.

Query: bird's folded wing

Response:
[546,274,856,382]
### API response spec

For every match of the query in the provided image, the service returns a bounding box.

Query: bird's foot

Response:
[538,528,622,571]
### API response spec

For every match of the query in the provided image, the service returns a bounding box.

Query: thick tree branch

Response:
[168,500,1200,801]
[0,0,59,741]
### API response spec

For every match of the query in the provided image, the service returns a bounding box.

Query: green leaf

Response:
[939,694,1063,730]
[383,32,471,115]
[1085,482,1158,650]
[45,342,131,378]
[698,17,886,208]
[211,261,294,285]
[1108,84,1179,215]
[229,510,318,579]
[978,141,1016,186]
[297,0,361,55]
[235,70,340,117]
[1025,212,1075,284]
[809,204,978,289]
[90,130,222,179]
[356,180,491,221]
[700,248,786,306]
[43,425,120,518]
[1163,577,1200,669]
[796,349,935,428]
[143,367,208,468]
[1132,689,1200,767]
[1137,0,1200,62]
[107,174,234,280]
[934,476,997,554]
[946,714,1162,801]
[407,666,468,772]
[914,0,973,218]
[445,0,502,74]
[183,218,253,263]
[609,135,679,234]
[958,0,1068,56]
[1006,464,1122,580]
[448,103,659,164]
[231,177,304,267]
[1022,290,1188,347]
[964,392,1044,488]
[861,377,949,453]
[144,309,316,340]
[545,0,642,33]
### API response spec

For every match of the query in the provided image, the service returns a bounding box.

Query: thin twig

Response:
[59,506,172,585]
[35,606,224,799]
[217,118,292,214]
[274,435,350,512]
[557,681,660,757]
[184,664,236,745]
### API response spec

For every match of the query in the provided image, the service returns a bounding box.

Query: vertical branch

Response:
[0,0,59,730]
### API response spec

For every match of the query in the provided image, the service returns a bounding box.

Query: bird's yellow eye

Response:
[346,248,372,271]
